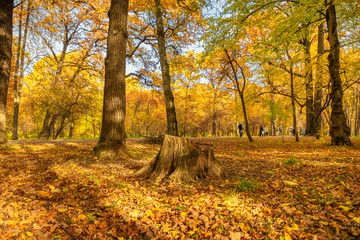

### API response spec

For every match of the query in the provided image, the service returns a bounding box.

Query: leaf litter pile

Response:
[1,137,360,240]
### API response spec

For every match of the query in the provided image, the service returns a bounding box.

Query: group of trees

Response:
[1,0,359,148]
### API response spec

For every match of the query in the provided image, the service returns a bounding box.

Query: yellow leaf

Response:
[283,180,298,186]
[319,221,329,226]
[353,217,360,224]
[340,205,351,211]
[284,232,292,240]
[209,185,214,191]
[26,232,33,237]
[239,223,250,233]
[37,191,49,199]
[78,214,86,221]
[287,223,299,231]
[57,209,67,212]
[49,185,55,190]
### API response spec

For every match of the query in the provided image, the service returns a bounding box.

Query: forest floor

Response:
[1,136,360,240]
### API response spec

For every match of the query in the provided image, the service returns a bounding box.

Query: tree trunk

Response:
[155,0,178,136]
[38,109,51,139]
[54,113,69,139]
[224,49,253,142]
[270,92,276,136]
[326,3,351,145]
[304,36,315,135]
[138,135,225,181]
[93,0,129,157]
[13,0,31,140]
[239,92,253,141]
[290,66,299,142]
[212,90,217,136]
[0,0,13,144]
[314,21,324,139]
[12,2,23,140]
[69,119,74,138]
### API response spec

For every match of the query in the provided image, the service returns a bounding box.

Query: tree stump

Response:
[138,135,225,181]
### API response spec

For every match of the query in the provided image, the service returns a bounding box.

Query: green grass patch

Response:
[283,156,300,165]
[232,178,259,193]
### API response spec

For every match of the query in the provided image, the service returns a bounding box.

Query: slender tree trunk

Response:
[54,113,69,139]
[69,119,74,138]
[224,49,253,142]
[270,92,276,136]
[355,88,360,136]
[155,0,178,136]
[12,2,23,139]
[0,0,14,144]
[239,92,253,141]
[326,2,351,145]
[49,114,57,139]
[290,66,299,142]
[13,0,31,140]
[314,21,324,139]
[93,0,129,157]
[212,90,217,136]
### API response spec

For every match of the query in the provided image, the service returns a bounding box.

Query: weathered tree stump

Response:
[137,135,225,181]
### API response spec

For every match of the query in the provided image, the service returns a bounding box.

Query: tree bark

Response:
[303,36,315,135]
[212,89,217,136]
[93,0,129,157]
[155,0,178,136]
[314,21,324,139]
[0,0,14,144]
[138,135,225,181]
[326,3,351,145]
[290,66,299,142]
[38,109,51,139]
[13,0,31,140]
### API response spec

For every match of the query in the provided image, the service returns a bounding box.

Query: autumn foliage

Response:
[1,137,360,239]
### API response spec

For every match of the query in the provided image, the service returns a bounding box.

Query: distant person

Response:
[292,128,295,136]
[279,126,283,136]
[303,129,306,136]
[238,123,243,137]
[259,125,264,137]
[264,126,269,136]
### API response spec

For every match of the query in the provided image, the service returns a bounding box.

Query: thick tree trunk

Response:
[314,22,324,139]
[13,0,31,140]
[138,135,225,181]
[93,0,129,157]
[38,109,52,139]
[0,0,13,144]
[304,36,315,135]
[155,0,178,136]
[326,3,351,145]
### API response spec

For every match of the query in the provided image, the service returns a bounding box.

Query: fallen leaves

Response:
[0,137,360,239]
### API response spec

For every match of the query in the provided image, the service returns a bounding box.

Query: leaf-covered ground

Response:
[1,137,360,240]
